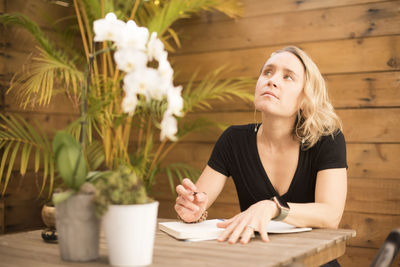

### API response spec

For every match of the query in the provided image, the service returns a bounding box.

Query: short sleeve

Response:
[207,127,233,177]
[315,130,348,171]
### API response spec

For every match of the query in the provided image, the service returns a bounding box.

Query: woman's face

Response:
[254,51,305,118]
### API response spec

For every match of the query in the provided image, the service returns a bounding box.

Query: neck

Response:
[257,113,298,150]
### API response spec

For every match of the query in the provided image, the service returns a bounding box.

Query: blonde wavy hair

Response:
[272,46,342,149]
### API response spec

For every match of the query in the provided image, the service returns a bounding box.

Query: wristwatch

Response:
[271,196,290,221]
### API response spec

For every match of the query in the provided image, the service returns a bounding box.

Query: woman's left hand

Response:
[216,200,278,244]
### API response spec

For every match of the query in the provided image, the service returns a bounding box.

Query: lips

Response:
[261,91,279,99]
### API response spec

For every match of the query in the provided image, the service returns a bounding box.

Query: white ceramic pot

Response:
[103,201,159,266]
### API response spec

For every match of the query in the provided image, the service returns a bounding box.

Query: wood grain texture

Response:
[339,246,400,267]
[178,108,400,143]
[6,0,74,29]
[0,200,4,234]
[177,1,400,53]
[327,71,400,108]
[340,212,400,248]
[0,227,356,267]
[8,107,399,147]
[172,36,400,83]
[338,246,378,267]
[183,0,391,23]
[346,178,400,215]
[204,71,400,112]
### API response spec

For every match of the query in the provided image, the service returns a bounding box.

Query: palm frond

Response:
[136,0,242,50]
[177,117,223,139]
[8,47,84,109]
[182,65,255,113]
[143,0,221,36]
[0,114,54,197]
[0,13,65,61]
[212,0,243,18]
[86,140,105,171]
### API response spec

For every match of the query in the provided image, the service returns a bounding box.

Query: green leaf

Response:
[0,142,13,186]
[52,190,75,205]
[86,140,105,171]
[2,142,20,195]
[165,167,176,198]
[39,150,49,197]
[181,65,255,114]
[34,147,40,173]
[47,154,55,199]
[53,131,87,190]
[0,13,57,59]
[20,143,32,176]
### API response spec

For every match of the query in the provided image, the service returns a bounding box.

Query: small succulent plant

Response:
[93,165,152,217]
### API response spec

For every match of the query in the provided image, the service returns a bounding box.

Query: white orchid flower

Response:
[147,32,165,61]
[94,12,125,42]
[117,20,149,50]
[167,85,184,117]
[122,95,138,116]
[124,67,164,101]
[158,59,173,85]
[160,112,178,141]
[114,48,147,73]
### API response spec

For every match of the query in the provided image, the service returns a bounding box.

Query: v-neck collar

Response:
[252,126,302,198]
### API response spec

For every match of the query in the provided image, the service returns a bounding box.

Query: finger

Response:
[217,218,240,242]
[228,221,248,244]
[194,192,207,203]
[258,220,270,242]
[217,214,238,228]
[182,178,197,191]
[240,225,255,244]
[176,197,200,212]
[176,184,194,201]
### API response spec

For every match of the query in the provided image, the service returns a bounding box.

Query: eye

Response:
[283,75,293,81]
[263,70,272,76]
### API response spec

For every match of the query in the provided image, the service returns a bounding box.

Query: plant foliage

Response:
[0,0,254,199]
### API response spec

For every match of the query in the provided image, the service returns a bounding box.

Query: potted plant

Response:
[93,165,157,266]
[51,131,100,262]
[83,10,186,265]
[0,1,253,202]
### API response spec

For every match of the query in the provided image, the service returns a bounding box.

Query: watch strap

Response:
[271,196,290,221]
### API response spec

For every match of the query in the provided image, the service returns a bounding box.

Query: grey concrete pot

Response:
[55,193,99,262]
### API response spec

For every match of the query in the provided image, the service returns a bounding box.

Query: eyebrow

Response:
[262,64,299,78]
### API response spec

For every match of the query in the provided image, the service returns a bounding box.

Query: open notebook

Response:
[159,219,312,241]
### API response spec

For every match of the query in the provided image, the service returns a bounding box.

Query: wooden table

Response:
[0,221,355,267]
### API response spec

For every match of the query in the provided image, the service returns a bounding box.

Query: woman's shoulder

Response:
[218,124,255,141]
[224,124,256,135]
[313,129,346,150]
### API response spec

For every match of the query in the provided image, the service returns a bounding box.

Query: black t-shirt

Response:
[208,124,347,212]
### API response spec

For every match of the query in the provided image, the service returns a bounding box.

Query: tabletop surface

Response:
[0,220,356,267]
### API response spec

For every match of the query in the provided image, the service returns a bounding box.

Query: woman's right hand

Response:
[174,178,208,223]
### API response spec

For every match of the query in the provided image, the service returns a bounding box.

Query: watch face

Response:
[275,196,290,209]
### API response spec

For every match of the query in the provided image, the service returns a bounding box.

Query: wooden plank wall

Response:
[154,1,400,266]
[0,0,76,233]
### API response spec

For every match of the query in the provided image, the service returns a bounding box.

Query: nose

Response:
[266,77,278,88]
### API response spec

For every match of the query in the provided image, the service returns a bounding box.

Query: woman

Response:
[174,46,347,266]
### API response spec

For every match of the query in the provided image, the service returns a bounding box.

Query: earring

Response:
[254,109,259,132]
